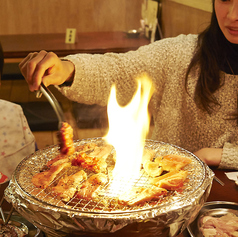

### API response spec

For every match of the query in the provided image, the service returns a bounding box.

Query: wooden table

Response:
[0,32,150,63]
[206,169,238,203]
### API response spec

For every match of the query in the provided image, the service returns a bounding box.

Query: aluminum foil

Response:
[4,138,214,237]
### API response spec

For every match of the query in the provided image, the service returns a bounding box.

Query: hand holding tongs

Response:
[35,83,65,129]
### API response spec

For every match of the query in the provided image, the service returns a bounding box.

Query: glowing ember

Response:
[104,74,154,195]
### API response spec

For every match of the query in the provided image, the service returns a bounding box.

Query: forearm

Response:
[58,53,143,106]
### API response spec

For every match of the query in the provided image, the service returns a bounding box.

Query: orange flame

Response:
[104,74,154,195]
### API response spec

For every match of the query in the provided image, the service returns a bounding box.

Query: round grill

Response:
[5,138,214,237]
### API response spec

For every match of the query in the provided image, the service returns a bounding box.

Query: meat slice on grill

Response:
[32,162,71,189]
[76,173,108,201]
[118,186,167,206]
[141,149,156,165]
[150,170,188,190]
[88,144,114,160]
[46,144,99,168]
[74,142,98,153]
[46,154,71,167]
[155,155,191,171]
[72,153,107,173]
[143,159,163,177]
[52,170,87,202]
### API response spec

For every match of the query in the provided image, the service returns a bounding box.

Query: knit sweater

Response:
[58,34,238,170]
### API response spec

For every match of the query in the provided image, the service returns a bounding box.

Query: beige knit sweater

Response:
[58,34,238,170]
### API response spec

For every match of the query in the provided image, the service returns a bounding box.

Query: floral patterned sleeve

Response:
[0,100,36,183]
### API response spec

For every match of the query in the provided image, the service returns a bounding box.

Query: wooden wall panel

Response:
[0,0,213,38]
[170,0,212,12]
[93,0,126,31]
[161,0,212,38]
[0,0,143,35]
[125,0,143,31]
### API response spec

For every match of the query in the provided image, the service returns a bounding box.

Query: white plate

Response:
[187,201,238,237]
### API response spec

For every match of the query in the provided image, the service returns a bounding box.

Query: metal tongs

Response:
[35,83,65,129]
[214,176,224,186]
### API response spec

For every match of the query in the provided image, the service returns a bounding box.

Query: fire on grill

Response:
[4,74,214,236]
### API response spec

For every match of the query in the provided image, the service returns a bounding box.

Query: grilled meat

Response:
[150,170,188,190]
[141,149,156,165]
[72,153,107,173]
[155,155,191,171]
[76,173,108,201]
[32,162,71,189]
[58,122,75,155]
[52,170,87,202]
[88,144,113,160]
[143,159,163,177]
[119,186,167,206]
[46,143,100,168]
[46,154,71,167]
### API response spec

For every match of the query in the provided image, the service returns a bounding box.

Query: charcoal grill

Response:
[4,138,214,237]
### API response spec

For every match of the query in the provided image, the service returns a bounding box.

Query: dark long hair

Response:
[185,0,231,114]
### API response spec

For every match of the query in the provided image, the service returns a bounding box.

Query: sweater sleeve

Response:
[219,142,238,170]
[56,35,186,106]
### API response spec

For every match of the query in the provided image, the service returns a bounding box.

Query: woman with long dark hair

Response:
[19,0,238,170]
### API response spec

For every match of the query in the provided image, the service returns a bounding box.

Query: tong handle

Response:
[214,176,225,186]
[36,83,65,126]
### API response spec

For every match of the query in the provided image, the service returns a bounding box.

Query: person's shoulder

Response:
[150,34,197,50]
[175,34,198,40]
[151,34,198,57]
[160,34,198,46]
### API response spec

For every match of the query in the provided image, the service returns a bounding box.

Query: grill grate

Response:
[25,168,168,212]
[14,138,205,214]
